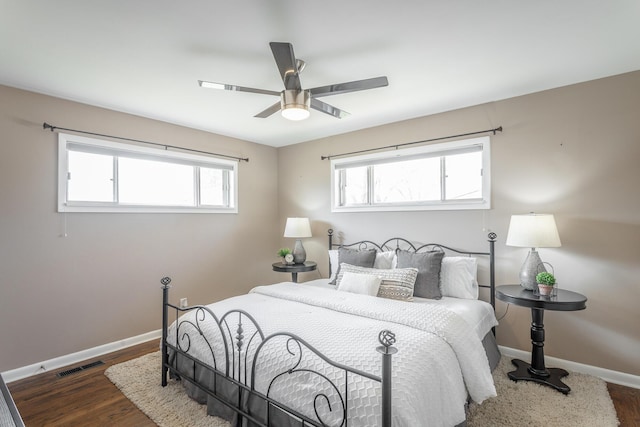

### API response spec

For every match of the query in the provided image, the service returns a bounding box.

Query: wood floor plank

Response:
[7,340,640,426]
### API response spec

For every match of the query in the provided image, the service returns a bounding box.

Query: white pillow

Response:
[440,257,479,299]
[337,271,382,296]
[328,249,339,282]
[374,250,396,269]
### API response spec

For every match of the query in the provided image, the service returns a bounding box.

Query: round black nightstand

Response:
[272,261,317,283]
[496,285,587,394]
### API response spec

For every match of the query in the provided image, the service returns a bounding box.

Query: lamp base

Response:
[519,249,546,290]
[292,239,306,264]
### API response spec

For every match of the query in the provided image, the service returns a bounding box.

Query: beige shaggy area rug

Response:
[106,351,619,427]
[467,357,619,427]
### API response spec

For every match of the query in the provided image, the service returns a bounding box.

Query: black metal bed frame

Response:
[161,229,497,427]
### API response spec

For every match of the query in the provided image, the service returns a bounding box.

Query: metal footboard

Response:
[161,277,396,427]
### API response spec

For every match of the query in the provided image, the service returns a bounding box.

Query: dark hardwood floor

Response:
[8,341,158,427]
[7,341,640,426]
[608,382,640,427]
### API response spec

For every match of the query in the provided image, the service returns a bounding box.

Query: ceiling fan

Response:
[198,42,388,121]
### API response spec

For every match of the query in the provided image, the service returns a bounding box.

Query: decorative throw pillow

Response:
[335,263,418,301]
[396,250,445,299]
[373,250,396,269]
[329,248,377,285]
[440,257,479,299]
[337,271,382,296]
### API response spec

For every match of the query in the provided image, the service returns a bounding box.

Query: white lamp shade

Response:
[284,217,312,238]
[506,214,561,248]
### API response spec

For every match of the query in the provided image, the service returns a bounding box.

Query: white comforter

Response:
[168,282,496,426]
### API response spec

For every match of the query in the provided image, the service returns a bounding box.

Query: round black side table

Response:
[496,285,587,394]
[272,261,317,283]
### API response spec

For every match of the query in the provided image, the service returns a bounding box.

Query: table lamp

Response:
[506,213,561,290]
[284,217,312,264]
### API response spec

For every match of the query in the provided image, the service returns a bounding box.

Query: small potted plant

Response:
[536,272,556,296]
[277,248,294,264]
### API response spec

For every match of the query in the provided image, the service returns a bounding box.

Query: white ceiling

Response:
[2,1,639,147]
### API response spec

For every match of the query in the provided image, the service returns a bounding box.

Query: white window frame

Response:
[331,136,491,212]
[57,133,238,213]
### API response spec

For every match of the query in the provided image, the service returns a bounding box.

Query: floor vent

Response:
[56,360,105,378]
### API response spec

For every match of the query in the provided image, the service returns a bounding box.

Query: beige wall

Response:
[278,71,640,376]
[0,85,281,372]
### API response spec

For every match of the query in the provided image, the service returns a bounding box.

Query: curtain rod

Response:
[42,122,249,162]
[320,126,502,160]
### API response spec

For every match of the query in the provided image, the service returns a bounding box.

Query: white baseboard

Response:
[499,345,640,390]
[1,329,161,383]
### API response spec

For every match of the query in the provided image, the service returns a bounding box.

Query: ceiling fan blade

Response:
[269,42,302,91]
[309,76,388,98]
[310,98,350,119]
[198,80,279,97]
[254,101,282,118]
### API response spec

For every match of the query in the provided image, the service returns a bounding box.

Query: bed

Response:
[161,230,500,427]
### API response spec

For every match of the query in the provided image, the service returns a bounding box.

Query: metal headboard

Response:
[327,229,498,309]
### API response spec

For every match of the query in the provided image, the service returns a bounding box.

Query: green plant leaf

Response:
[277,247,292,257]
[536,272,556,285]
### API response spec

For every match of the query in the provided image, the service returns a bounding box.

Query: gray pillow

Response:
[329,248,377,285]
[396,250,445,299]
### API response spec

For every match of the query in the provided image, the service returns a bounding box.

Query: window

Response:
[58,133,238,213]
[331,137,490,212]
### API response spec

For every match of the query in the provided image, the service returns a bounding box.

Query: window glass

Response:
[118,158,195,206]
[343,166,369,205]
[444,151,482,200]
[200,167,225,206]
[67,151,114,203]
[373,157,440,203]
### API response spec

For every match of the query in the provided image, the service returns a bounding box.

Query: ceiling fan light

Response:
[281,105,310,121]
[281,90,311,121]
